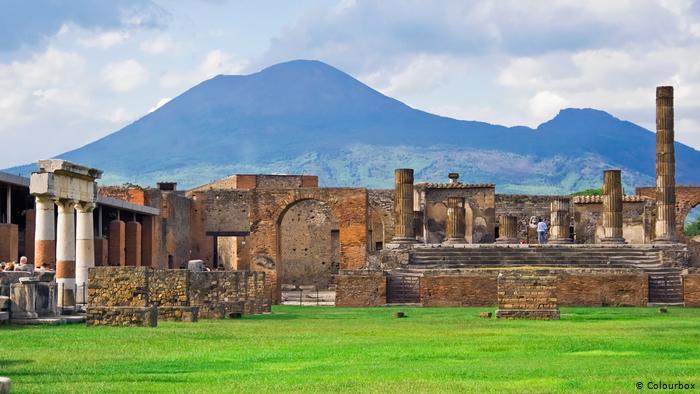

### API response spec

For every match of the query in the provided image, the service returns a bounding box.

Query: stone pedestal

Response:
[444,197,466,244]
[654,86,677,243]
[10,278,39,319]
[36,281,59,317]
[601,170,625,244]
[496,215,518,244]
[390,169,416,245]
[495,270,559,320]
[549,198,572,244]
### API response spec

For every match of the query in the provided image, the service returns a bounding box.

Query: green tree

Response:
[684,216,700,237]
[571,188,602,196]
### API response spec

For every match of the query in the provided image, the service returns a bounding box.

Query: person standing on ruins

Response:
[537,219,548,244]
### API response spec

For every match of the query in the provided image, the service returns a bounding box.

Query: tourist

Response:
[4,262,15,271]
[16,256,33,272]
[537,219,548,244]
[0,262,4,272]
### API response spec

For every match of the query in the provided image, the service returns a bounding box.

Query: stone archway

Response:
[277,199,340,289]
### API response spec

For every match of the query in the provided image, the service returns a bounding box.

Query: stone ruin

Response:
[495,270,560,320]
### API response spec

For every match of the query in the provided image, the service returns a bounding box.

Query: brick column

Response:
[654,86,677,243]
[24,209,35,264]
[444,197,466,243]
[108,220,126,266]
[496,215,518,244]
[125,221,142,267]
[55,199,76,307]
[75,202,96,303]
[33,196,55,269]
[549,197,572,244]
[601,170,625,244]
[141,216,156,268]
[391,168,416,244]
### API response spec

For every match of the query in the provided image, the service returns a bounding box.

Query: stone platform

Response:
[10,314,86,325]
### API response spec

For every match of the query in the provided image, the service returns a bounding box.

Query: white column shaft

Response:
[75,204,95,301]
[56,200,76,290]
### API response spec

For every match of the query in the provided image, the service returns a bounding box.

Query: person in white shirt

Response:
[16,256,34,272]
[537,219,548,244]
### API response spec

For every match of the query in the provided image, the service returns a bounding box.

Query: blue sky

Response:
[1,0,700,168]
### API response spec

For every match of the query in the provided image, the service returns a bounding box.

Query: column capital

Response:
[75,201,97,213]
[55,198,76,213]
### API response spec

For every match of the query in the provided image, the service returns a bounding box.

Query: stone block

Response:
[335,271,387,306]
[36,282,58,317]
[0,376,11,394]
[86,305,157,327]
[157,306,199,322]
[0,296,9,310]
[10,279,39,319]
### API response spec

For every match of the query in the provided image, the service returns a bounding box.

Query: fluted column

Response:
[654,86,677,243]
[391,168,416,244]
[75,202,96,304]
[444,197,466,243]
[496,215,518,244]
[601,170,625,244]
[55,199,76,307]
[34,195,55,269]
[549,197,572,244]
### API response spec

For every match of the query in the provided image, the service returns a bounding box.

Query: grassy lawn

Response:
[1,306,699,393]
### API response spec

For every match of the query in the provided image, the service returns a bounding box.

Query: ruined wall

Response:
[335,271,387,306]
[86,306,157,327]
[87,267,148,307]
[637,186,700,241]
[144,190,192,269]
[421,186,495,243]
[684,273,700,307]
[496,270,559,320]
[98,186,146,205]
[87,267,271,317]
[279,199,338,288]
[495,195,555,243]
[573,199,651,244]
[557,270,648,306]
[192,174,319,191]
[420,271,498,306]
[368,189,394,250]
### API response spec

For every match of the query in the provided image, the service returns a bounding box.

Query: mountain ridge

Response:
[5,59,699,194]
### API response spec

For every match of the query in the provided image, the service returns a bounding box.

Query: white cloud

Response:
[79,30,129,48]
[160,49,247,89]
[529,91,568,122]
[102,59,149,92]
[140,34,174,54]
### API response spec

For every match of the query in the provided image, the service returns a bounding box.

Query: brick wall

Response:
[87,306,157,327]
[684,274,700,307]
[335,271,386,306]
[0,224,18,262]
[557,270,648,306]
[420,271,498,306]
[148,270,189,306]
[98,186,146,205]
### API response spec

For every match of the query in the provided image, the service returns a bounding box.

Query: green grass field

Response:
[1,306,699,393]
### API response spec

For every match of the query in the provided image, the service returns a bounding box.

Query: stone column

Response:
[125,221,142,267]
[654,86,677,243]
[75,202,96,304]
[496,215,518,244]
[34,196,55,269]
[391,168,416,244]
[55,199,76,307]
[549,198,572,244]
[601,170,625,244]
[444,197,466,243]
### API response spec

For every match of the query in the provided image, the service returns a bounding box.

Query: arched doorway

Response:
[277,199,340,290]
[683,204,700,241]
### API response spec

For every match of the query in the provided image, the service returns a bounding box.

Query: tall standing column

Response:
[496,215,518,244]
[549,198,572,244]
[601,170,625,244]
[34,196,55,269]
[55,199,76,307]
[391,168,416,244]
[75,202,96,304]
[444,197,466,243]
[654,86,677,243]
